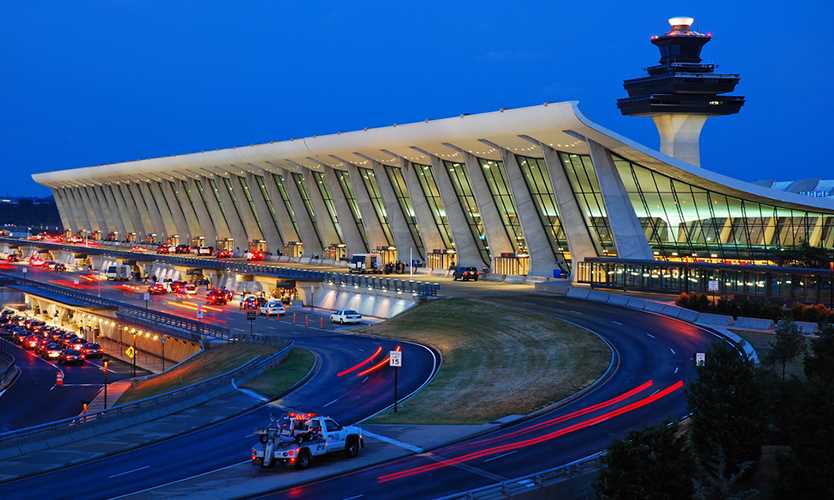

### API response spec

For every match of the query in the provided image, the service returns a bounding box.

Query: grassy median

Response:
[366,296,611,424]
[118,342,283,403]
[241,348,316,399]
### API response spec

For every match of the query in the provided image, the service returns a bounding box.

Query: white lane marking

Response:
[611,320,623,326]
[323,396,341,408]
[343,495,365,500]
[361,376,369,384]
[482,450,518,463]
[646,333,656,339]
[669,348,676,356]
[108,465,150,478]
[360,429,424,453]
[109,460,249,499]
[230,379,268,402]
[674,366,679,374]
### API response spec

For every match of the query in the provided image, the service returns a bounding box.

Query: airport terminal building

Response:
[32,19,834,280]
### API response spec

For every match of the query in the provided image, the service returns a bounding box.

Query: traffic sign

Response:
[125,346,135,359]
[143,292,150,302]
[696,352,706,366]
[389,350,402,367]
[708,280,719,292]
[196,305,204,319]
[246,310,257,321]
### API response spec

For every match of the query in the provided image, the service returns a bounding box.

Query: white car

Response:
[259,300,286,316]
[184,283,198,295]
[330,309,362,325]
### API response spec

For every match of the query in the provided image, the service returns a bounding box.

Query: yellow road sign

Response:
[125,346,135,359]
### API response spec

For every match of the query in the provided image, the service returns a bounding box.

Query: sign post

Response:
[708,279,719,307]
[389,350,402,413]
[102,359,110,408]
[196,305,204,320]
[247,310,257,338]
[143,291,150,310]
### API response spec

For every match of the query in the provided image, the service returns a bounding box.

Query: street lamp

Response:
[103,359,110,408]
[132,332,137,377]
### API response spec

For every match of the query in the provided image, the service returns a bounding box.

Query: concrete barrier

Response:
[733,317,775,330]
[625,297,648,310]
[675,308,700,323]
[587,290,611,303]
[566,287,591,300]
[644,301,667,314]
[694,312,734,326]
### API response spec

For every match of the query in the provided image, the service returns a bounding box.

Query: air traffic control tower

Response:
[617,17,744,167]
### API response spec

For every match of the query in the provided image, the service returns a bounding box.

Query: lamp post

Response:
[132,333,137,378]
[103,359,110,408]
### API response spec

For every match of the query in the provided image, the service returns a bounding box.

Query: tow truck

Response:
[251,413,363,469]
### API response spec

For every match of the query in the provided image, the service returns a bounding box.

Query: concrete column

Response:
[587,139,653,260]
[213,175,250,250]
[159,180,192,240]
[137,181,169,238]
[255,170,299,243]
[147,181,180,239]
[68,188,93,231]
[460,152,513,257]
[345,164,388,249]
[90,185,119,234]
[51,189,73,231]
[370,161,421,261]
[225,174,264,242]
[541,146,598,281]
[94,185,127,237]
[108,184,138,236]
[81,186,108,232]
[279,168,323,256]
[125,183,154,237]
[322,165,366,254]
[73,187,100,231]
[429,156,485,267]
[652,113,708,167]
[181,179,218,243]
[244,173,284,251]
[194,176,234,242]
[400,160,446,253]
[301,169,341,247]
[498,149,561,276]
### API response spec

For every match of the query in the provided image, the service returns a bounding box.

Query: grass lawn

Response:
[241,348,315,399]
[366,297,611,424]
[731,329,810,380]
[118,342,282,403]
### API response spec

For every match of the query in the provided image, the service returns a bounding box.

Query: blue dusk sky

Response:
[2,1,832,196]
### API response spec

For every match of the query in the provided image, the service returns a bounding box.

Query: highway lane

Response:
[257,296,718,499]
[0,288,438,498]
[0,338,133,432]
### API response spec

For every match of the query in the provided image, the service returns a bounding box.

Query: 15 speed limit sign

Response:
[389,350,402,367]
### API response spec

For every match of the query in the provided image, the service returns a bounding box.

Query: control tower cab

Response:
[617,17,744,167]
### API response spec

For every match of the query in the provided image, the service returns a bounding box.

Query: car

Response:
[195,246,214,256]
[330,310,362,325]
[130,245,148,253]
[452,266,480,281]
[242,296,261,311]
[216,249,233,259]
[68,337,86,351]
[60,348,85,365]
[6,254,18,263]
[259,299,286,317]
[175,244,191,254]
[156,244,174,254]
[148,282,168,295]
[44,343,63,361]
[28,255,47,267]
[47,262,67,272]
[24,335,40,350]
[9,328,28,344]
[207,288,229,305]
[83,343,102,358]
[170,281,188,294]
[184,283,197,295]
[246,250,265,262]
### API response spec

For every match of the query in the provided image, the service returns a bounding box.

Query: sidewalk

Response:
[85,380,132,414]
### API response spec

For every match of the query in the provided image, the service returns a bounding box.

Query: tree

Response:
[804,323,834,385]
[596,423,694,500]
[766,319,805,380]
[687,343,766,482]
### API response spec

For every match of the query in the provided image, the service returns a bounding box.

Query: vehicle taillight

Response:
[251,449,257,462]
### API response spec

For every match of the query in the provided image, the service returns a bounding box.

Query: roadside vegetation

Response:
[365,297,610,424]
[241,348,315,399]
[118,342,282,403]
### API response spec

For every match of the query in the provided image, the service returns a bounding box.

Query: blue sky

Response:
[3,1,832,196]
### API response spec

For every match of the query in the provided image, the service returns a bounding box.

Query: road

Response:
[0,265,718,499]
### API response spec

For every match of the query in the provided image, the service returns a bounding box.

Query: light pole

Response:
[103,359,110,408]
[132,333,137,377]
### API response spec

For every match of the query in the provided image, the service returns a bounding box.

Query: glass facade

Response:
[443,161,490,265]
[291,172,324,249]
[384,166,425,258]
[335,170,368,249]
[358,167,394,245]
[271,173,300,240]
[205,178,233,235]
[219,177,249,238]
[477,158,526,253]
[558,153,617,256]
[613,155,834,259]
[517,155,571,270]
[153,182,177,232]
[413,163,454,250]
[253,175,285,243]
[312,171,344,244]
[236,176,265,239]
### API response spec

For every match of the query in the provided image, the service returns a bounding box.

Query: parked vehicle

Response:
[105,264,132,281]
[452,266,480,282]
[330,310,362,325]
[251,413,363,469]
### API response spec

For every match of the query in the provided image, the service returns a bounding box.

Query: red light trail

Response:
[337,346,383,377]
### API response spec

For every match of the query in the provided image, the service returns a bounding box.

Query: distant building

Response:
[753,179,834,199]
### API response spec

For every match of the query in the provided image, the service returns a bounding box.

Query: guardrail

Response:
[1,237,440,297]
[0,342,291,450]
[438,451,605,499]
[0,273,231,342]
